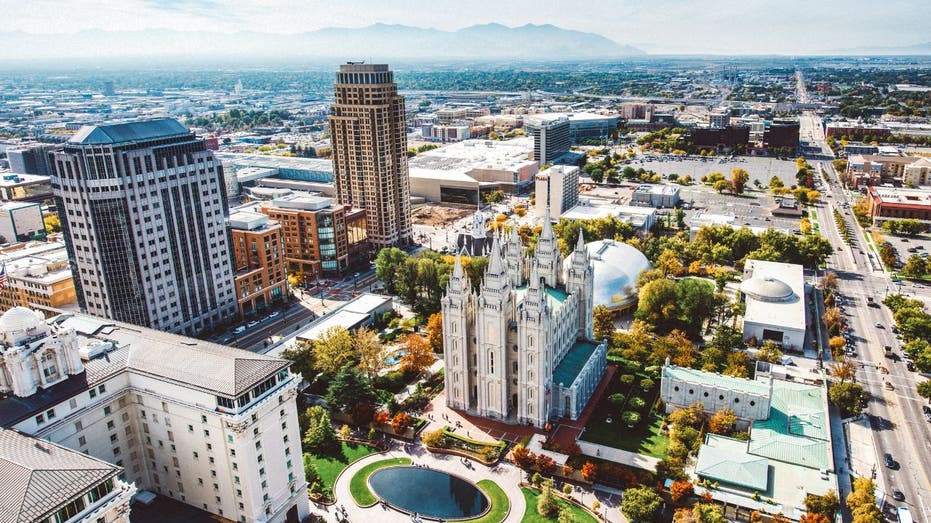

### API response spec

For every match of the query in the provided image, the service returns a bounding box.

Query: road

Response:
[813,153,931,522]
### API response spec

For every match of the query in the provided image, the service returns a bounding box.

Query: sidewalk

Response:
[829,405,854,523]
[576,440,660,471]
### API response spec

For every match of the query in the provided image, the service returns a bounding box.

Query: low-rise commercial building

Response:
[825,122,892,140]
[259,192,369,280]
[740,259,806,351]
[535,165,579,217]
[903,157,931,186]
[0,201,46,243]
[0,306,309,523]
[560,200,657,233]
[0,241,77,316]
[845,154,920,186]
[524,112,619,146]
[619,103,654,121]
[631,184,680,208]
[6,143,56,176]
[422,123,471,143]
[229,210,288,318]
[866,186,931,225]
[0,173,53,203]
[762,119,800,155]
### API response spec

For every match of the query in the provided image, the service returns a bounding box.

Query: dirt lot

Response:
[411,204,475,227]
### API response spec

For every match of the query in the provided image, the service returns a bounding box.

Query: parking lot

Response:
[680,187,803,232]
[633,155,801,189]
[883,232,931,268]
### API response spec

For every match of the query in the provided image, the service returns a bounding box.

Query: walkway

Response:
[576,440,661,471]
[829,405,854,523]
[323,441,625,523]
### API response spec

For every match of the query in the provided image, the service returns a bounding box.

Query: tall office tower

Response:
[51,118,237,335]
[329,63,412,248]
[525,114,570,164]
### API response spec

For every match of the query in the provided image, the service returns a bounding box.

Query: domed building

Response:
[564,239,651,314]
[739,259,807,352]
[0,306,84,397]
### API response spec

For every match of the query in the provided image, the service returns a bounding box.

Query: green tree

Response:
[537,484,559,518]
[374,247,408,294]
[757,341,784,363]
[917,380,931,403]
[280,340,316,383]
[902,255,928,278]
[302,406,339,455]
[593,305,615,340]
[805,491,840,519]
[829,382,869,418]
[693,503,726,523]
[621,486,663,523]
[311,326,355,375]
[325,366,377,415]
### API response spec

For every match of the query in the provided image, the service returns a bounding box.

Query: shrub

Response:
[536,454,558,474]
[629,397,647,411]
[609,393,626,404]
[390,412,412,434]
[581,461,597,481]
[622,411,642,426]
[620,374,635,387]
[422,429,446,448]
[367,427,377,441]
[640,378,655,390]
[531,472,544,487]
[513,445,536,469]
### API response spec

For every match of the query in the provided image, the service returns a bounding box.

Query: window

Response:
[204,430,210,437]
[35,414,45,425]
[89,389,97,399]
[103,406,112,416]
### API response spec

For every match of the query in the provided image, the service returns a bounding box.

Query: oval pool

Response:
[368,466,489,520]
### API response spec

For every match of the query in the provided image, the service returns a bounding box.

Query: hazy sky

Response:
[2,0,930,54]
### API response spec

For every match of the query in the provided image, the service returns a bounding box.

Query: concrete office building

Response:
[51,118,237,335]
[6,143,56,176]
[709,112,730,129]
[525,114,570,164]
[329,63,412,248]
[229,210,288,318]
[560,200,658,233]
[0,173,53,203]
[903,157,931,186]
[0,306,309,523]
[0,201,46,243]
[740,260,806,351]
[535,166,579,218]
[619,103,654,121]
[630,184,680,208]
[0,241,77,316]
[866,186,931,225]
[0,428,136,523]
[259,192,368,279]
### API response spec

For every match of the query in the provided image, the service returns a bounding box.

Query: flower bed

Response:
[424,426,508,464]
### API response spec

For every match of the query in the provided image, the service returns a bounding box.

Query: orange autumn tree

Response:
[581,461,598,482]
[401,334,436,374]
[670,480,694,504]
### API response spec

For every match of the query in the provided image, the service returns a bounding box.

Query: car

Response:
[246,320,260,328]
[901,238,909,242]
[885,453,897,469]
[893,490,905,501]
[268,311,280,319]
[876,323,884,329]
[907,362,916,372]
[924,405,931,415]
[233,326,246,335]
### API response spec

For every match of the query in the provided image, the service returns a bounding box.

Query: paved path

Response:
[577,440,660,471]
[320,442,625,523]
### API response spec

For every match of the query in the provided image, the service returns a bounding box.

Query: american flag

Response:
[0,264,6,290]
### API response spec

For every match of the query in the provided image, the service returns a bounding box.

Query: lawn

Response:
[462,480,510,523]
[520,487,597,523]
[349,457,412,506]
[579,374,669,458]
[305,441,379,491]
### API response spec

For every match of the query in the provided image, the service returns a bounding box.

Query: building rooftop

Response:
[564,239,650,310]
[663,365,771,397]
[228,211,272,231]
[0,428,120,523]
[748,379,830,469]
[869,186,931,208]
[409,138,535,174]
[269,191,334,211]
[742,259,806,332]
[553,340,599,388]
[695,434,769,491]
[69,118,190,145]
[0,173,50,188]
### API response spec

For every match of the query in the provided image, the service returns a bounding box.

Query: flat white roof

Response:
[743,259,806,332]
[408,137,535,174]
[870,186,931,208]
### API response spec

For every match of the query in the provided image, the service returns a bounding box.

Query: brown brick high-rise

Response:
[329,63,412,248]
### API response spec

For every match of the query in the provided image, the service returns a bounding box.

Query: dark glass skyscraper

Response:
[50,118,236,335]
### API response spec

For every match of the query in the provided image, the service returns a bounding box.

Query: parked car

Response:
[893,489,905,501]
[233,326,246,335]
[268,311,280,319]
[246,320,260,328]
[885,453,898,469]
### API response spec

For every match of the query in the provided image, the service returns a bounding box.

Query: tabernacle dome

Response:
[564,239,651,312]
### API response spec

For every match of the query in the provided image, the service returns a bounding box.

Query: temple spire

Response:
[540,207,554,241]
[487,234,504,275]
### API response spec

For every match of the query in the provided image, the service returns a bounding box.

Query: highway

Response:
[812,151,931,522]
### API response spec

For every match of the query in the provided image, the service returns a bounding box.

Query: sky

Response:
[1,0,930,55]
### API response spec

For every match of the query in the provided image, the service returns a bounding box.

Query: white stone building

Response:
[0,306,309,523]
[740,259,807,351]
[534,165,579,218]
[442,217,607,428]
[660,364,772,425]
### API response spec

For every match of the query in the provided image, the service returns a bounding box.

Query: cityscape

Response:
[0,2,930,523]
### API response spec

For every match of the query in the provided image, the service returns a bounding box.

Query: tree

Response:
[312,326,355,375]
[400,334,436,375]
[800,217,812,235]
[829,336,846,353]
[43,214,61,233]
[513,445,536,469]
[757,340,784,363]
[805,490,839,519]
[581,461,597,482]
[693,503,726,523]
[280,340,316,384]
[593,305,615,340]
[325,366,376,415]
[724,351,752,378]
[537,484,559,518]
[390,412,412,434]
[422,429,445,447]
[917,380,931,403]
[846,478,876,512]
[354,328,384,379]
[852,503,882,523]
[302,406,339,455]
[800,513,830,523]
[557,505,575,523]
[339,424,351,440]
[670,480,694,504]
[713,179,729,193]
[731,168,750,194]
[621,486,663,523]
[820,272,839,292]
[708,408,737,435]
[374,247,408,294]
[828,361,857,383]
[829,382,869,418]
[902,255,928,278]
[426,313,443,352]
[622,411,642,426]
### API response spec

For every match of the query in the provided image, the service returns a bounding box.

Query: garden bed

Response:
[425,427,508,464]
[579,370,668,458]
[305,441,379,502]
[520,485,598,523]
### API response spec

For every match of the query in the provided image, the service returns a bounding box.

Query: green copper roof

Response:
[554,340,598,387]
[662,365,770,396]
[696,435,769,491]
[545,286,568,304]
[748,380,830,470]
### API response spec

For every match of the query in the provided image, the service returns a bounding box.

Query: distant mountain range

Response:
[0,23,645,63]
[822,42,931,55]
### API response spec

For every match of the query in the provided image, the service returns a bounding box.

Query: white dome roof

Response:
[740,276,794,302]
[0,306,44,334]
[564,239,651,310]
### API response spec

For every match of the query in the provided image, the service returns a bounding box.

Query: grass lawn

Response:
[462,480,510,523]
[580,376,669,458]
[520,487,597,523]
[305,441,379,490]
[349,457,412,506]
